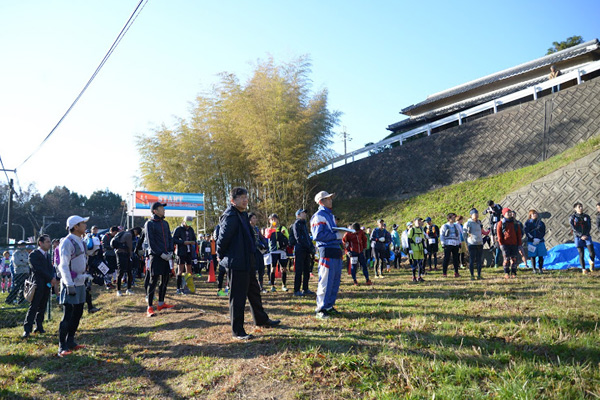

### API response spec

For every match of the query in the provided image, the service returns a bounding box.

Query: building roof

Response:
[400,39,600,115]
[387,74,549,131]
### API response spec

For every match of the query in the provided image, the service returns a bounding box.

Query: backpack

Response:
[110,231,127,250]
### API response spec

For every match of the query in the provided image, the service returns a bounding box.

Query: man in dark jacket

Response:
[291,209,315,297]
[217,187,280,340]
[115,227,141,296]
[172,216,197,294]
[144,202,175,317]
[101,226,119,289]
[22,234,56,338]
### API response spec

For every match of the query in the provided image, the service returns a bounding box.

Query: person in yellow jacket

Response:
[407,217,427,283]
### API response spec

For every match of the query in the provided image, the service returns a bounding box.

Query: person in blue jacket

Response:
[524,209,547,274]
[217,187,280,340]
[370,220,391,278]
[311,190,345,320]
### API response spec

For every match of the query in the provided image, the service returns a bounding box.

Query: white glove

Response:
[409,250,413,255]
[160,252,172,261]
[424,249,428,255]
[533,238,540,245]
[378,237,385,242]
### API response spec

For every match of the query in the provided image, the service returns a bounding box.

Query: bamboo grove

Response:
[137,56,340,228]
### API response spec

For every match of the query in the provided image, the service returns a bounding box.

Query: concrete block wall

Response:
[313,79,600,200]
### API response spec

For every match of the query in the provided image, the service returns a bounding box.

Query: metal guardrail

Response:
[316,59,600,175]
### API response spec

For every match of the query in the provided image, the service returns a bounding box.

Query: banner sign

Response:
[134,191,204,211]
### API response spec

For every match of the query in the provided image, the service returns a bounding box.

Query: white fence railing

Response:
[317,59,600,174]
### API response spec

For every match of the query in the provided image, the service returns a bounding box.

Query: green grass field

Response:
[334,136,600,228]
[1,264,599,399]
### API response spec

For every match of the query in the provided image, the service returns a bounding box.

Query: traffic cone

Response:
[207,259,216,283]
[275,263,282,279]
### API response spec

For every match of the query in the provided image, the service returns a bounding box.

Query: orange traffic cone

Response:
[207,259,216,283]
[275,263,282,279]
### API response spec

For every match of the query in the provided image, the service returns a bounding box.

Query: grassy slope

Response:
[1,266,600,399]
[334,136,600,228]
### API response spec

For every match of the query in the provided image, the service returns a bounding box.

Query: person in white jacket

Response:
[56,215,90,357]
[440,213,461,277]
[463,209,485,280]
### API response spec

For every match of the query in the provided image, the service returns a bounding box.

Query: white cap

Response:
[66,215,90,229]
[314,190,335,204]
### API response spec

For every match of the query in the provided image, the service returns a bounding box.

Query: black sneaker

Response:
[327,307,340,315]
[257,319,281,327]
[293,291,304,297]
[316,309,329,319]
[303,290,316,296]
[234,333,253,340]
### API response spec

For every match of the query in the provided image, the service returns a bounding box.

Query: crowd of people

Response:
[5,190,599,349]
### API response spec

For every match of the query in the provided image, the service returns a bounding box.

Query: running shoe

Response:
[157,303,174,311]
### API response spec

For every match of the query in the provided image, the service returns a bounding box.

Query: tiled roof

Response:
[388,75,549,131]
[400,39,599,114]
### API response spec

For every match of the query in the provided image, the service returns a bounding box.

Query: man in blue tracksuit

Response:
[311,191,344,320]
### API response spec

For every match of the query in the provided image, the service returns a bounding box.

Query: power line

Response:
[17,0,149,169]
[0,154,11,183]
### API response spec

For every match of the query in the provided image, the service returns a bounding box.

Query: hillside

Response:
[334,135,600,230]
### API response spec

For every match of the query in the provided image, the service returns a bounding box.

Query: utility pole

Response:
[6,179,13,244]
[341,126,352,165]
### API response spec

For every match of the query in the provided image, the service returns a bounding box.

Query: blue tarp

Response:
[520,242,600,270]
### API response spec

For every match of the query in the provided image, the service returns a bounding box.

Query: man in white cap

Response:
[172,215,197,294]
[56,215,90,357]
[311,191,345,319]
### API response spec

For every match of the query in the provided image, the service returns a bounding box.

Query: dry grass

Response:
[2,263,600,399]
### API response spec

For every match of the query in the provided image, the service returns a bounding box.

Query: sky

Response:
[0,0,598,199]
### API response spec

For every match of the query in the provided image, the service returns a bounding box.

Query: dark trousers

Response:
[255,252,265,289]
[393,249,402,268]
[349,252,370,282]
[116,252,132,291]
[426,250,438,269]
[147,273,169,307]
[59,302,84,351]
[373,247,387,276]
[269,253,287,286]
[6,273,27,304]
[24,285,50,333]
[468,244,483,277]
[228,268,269,337]
[85,283,95,311]
[442,245,460,275]
[578,245,596,269]
[293,250,311,292]
[218,265,227,290]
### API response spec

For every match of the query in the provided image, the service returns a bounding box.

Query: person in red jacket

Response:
[342,223,372,286]
[496,208,522,279]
